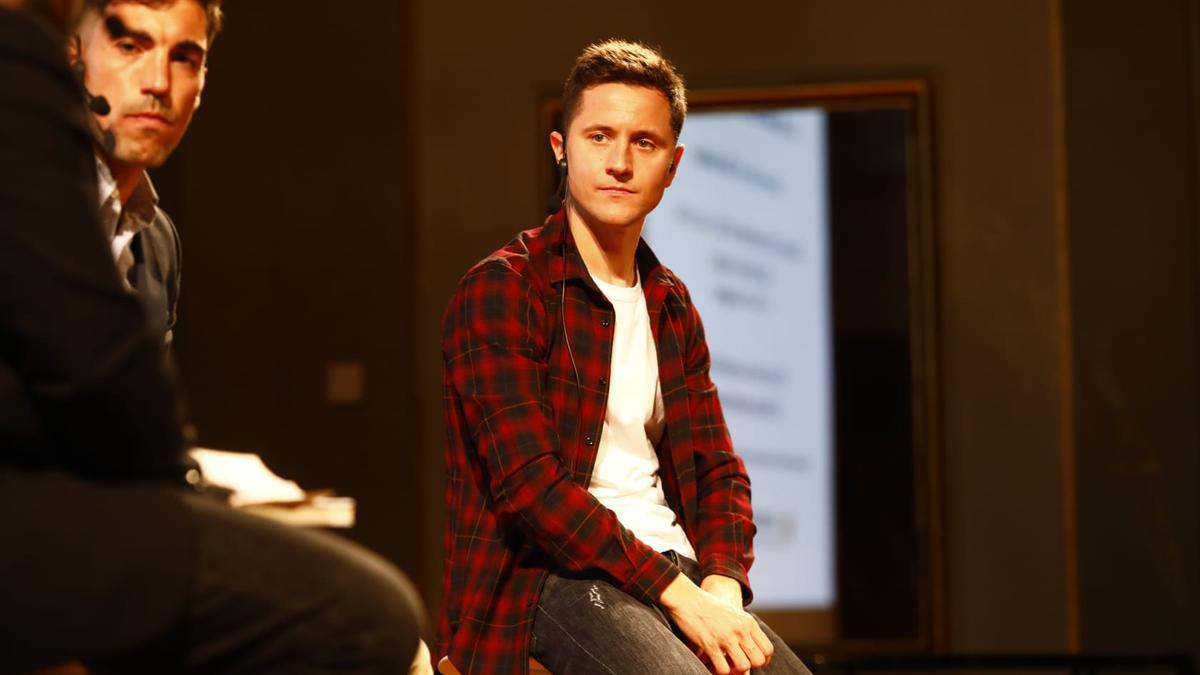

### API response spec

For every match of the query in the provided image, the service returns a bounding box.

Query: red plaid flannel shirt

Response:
[438,210,756,674]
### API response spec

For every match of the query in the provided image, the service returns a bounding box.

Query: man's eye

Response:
[636,138,656,149]
[172,53,203,70]
[590,133,607,143]
[115,40,139,54]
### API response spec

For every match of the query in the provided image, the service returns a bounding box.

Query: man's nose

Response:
[139,49,171,98]
[605,143,631,177]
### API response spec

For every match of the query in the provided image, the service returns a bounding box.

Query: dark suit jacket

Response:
[133,206,183,341]
[0,6,189,482]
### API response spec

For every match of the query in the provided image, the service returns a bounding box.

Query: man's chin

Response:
[595,213,646,233]
[575,204,647,233]
[110,142,171,170]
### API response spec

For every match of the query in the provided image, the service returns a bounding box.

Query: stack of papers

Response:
[188,448,356,528]
[239,495,357,529]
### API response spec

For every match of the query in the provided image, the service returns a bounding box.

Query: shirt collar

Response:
[94,152,159,238]
[545,208,676,290]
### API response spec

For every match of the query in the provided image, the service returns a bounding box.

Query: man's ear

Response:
[664,144,685,187]
[195,65,207,109]
[550,130,566,164]
[66,33,81,66]
[67,8,101,65]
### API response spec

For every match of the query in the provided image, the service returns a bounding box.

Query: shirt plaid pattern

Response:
[438,210,756,674]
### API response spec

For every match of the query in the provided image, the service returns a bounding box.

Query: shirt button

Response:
[600,317,611,327]
[599,377,608,387]
[584,435,595,446]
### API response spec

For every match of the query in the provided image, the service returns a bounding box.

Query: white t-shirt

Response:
[587,271,696,559]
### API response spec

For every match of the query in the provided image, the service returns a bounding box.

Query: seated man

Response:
[69,0,208,344]
[0,2,423,671]
[437,39,812,675]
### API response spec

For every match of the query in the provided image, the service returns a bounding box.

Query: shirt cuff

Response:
[621,550,681,605]
[700,556,753,604]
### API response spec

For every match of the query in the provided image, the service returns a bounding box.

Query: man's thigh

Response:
[0,469,195,672]
[178,492,424,674]
[531,572,709,675]
[0,468,423,674]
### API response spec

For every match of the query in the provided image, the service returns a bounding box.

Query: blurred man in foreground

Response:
[0,1,423,671]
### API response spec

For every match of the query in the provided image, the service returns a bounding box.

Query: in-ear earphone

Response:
[548,140,569,213]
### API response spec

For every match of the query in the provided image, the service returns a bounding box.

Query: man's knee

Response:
[274,527,425,668]
[185,496,426,670]
[749,613,812,675]
[335,546,425,663]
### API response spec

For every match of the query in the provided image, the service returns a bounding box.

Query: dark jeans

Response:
[531,551,811,674]
[0,468,424,674]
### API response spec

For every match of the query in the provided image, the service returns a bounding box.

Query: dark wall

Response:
[159,0,426,589]
[1062,0,1200,657]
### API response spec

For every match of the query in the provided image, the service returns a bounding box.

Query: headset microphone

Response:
[69,40,111,117]
[87,92,111,116]
[69,57,117,155]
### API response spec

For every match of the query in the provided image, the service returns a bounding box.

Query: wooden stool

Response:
[437,655,551,674]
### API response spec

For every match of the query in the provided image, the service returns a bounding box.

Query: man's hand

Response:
[658,573,774,675]
[701,574,745,610]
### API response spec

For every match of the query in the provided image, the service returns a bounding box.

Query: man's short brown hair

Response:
[561,39,687,140]
[83,0,223,44]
